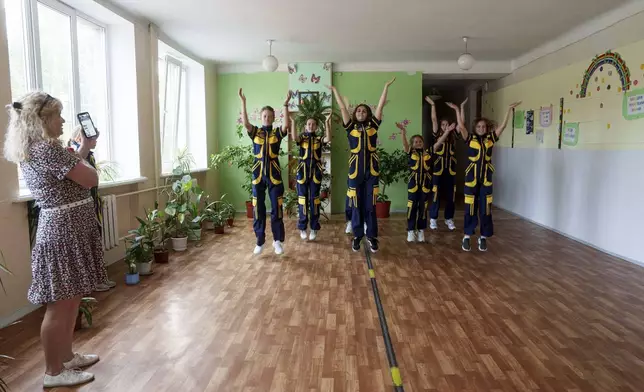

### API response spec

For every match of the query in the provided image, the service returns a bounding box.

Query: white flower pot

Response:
[171,236,188,251]
[137,261,153,276]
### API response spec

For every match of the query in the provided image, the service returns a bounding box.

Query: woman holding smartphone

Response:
[4,92,105,388]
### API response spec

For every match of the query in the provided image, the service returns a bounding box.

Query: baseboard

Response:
[497,207,644,268]
[0,303,41,329]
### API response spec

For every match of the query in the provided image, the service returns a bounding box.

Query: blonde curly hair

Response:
[3,91,63,163]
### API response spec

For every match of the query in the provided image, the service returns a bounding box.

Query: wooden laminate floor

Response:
[2,210,644,391]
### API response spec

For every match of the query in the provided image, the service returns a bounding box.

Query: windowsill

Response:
[12,176,148,203]
[160,167,210,178]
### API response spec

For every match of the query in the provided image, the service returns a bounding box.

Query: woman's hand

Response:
[385,77,396,87]
[446,102,459,110]
[238,88,246,102]
[425,96,435,105]
[284,91,292,106]
[509,101,522,109]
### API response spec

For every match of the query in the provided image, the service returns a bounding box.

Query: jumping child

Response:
[400,122,454,242]
[291,113,331,241]
[447,99,521,251]
[238,88,292,255]
[328,78,395,252]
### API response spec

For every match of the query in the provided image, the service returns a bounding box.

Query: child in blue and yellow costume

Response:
[291,114,332,241]
[328,78,395,253]
[400,121,454,243]
[447,99,521,252]
[238,88,292,255]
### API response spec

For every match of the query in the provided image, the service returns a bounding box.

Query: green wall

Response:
[330,72,422,213]
[214,71,422,213]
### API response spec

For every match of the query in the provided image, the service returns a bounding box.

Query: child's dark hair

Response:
[351,104,373,123]
[260,105,275,115]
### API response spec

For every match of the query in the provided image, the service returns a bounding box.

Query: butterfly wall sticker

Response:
[288,64,297,74]
[311,74,321,84]
[298,74,307,83]
[323,63,332,71]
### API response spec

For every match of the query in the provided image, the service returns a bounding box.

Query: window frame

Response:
[10,0,113,185]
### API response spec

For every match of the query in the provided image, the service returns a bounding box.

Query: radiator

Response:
[101,194,119,251]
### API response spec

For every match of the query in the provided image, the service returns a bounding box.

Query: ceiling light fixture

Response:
[457,36,475,71]
[262,39,279,72]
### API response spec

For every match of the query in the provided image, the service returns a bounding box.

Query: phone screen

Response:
[77,112,98,139]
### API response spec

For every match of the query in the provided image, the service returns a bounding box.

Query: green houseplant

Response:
[221,198,236,227]
[210,130,255,218]
[187,187,206,241]
[375,147,408,218]
[164,175,198,251]
[124,215,155,281]
[148,204,171,263]
[75,297,98,330]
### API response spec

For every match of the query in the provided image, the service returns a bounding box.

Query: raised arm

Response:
[282,91,292,135]
[238,88,253,134]
[495,101,522,138]
[433,124,454,150]
[375,77,395,121]
[324,113,332,143]
[327,85,350,125]
[401,127,410,153]
[459,98,468,128]
[290,117,297,141]
[446,102,468,140]
[425,96,438,135]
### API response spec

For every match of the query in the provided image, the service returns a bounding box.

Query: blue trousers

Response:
[252,178,285,246]
[297,180,321,231]
[347,175,378,238]
[430,174,456,220]
[407,190,429,231]
[345,195,352,222]
[464,185,493,237]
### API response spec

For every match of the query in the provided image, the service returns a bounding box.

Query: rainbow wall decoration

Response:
[579,51,631,98]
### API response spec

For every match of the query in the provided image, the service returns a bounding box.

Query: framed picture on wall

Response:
[299,91,319,105]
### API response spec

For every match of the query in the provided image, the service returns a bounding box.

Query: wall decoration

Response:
[513,110,525,128]
[557,97,564,149]
[579,51,631,98]
[539,105,553,127]
[535,129,544,144]
[288,63,332,110]
[299,91,319,105]
[525,110,534,134]
[389,119,410,141]
[562,122,579,147]
[623,88,644,120]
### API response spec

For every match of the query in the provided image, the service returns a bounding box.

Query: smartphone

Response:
[77,112,99,139]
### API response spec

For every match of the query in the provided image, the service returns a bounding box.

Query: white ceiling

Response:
[110,0,630,65]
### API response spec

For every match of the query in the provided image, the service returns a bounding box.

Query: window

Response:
[5,0,111,183]
[158,40,207,175]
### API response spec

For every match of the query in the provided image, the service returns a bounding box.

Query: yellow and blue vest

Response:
[464,132,498,189]
[433,132,457,177]
[249,125,287,186]
[345,118,381,181]
[296,132,323,185]
[408,148,432,194]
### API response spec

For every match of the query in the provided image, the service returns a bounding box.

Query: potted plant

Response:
[124,257,139,285]
[222,200,236,227]
[148,204,170,264]
[376,147,408,218]
[282,189,299,219]
[210,127,255,218]
[187,187,206,241]
[126,215,155,276]
[164,175,196,251]
[75,297,98,330]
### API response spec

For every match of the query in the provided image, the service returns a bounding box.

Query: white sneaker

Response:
[309,230,317,241]
[94,283,110,292]
[345,221,352,234]
[417,230,425,242]
[253,245,263,255]
[430,219,438,230]
[407,231,416,243]
[273,241,284,255]
[445,219,456,231]
[300,230,308,240]
[63,353,100,369]
[106,279,116,288]
[43,369,94,388]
